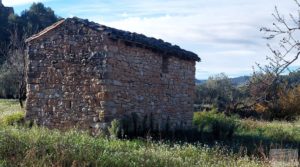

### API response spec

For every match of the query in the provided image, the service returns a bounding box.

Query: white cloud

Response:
[9,0,299,79]
[2,0,48,6]
[92,0,298,79]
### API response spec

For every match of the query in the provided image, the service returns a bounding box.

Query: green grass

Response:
[193,110,300,143]
[0,126,265,167]
[0,99,299,166]
[0,99,24,126]
[237,118,300,142]
[0,99,22,113]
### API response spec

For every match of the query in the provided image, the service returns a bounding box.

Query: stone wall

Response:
[26,21,108,130]
[26,19,196,133]
[101,39,195,131]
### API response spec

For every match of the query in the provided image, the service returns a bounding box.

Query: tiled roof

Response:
[27,17,201,62]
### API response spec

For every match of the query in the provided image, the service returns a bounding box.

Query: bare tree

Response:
[2,27,27,107]
[259,1,300,76]
[250,0,300,118]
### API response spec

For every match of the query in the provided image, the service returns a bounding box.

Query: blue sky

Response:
[3,0,300,79]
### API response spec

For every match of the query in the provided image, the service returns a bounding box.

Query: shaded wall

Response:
[102,38,196,131]
[26,21,107,129]
[26,20,196,132]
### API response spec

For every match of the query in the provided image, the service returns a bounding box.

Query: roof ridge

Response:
[25,19,65,43]
[26,17,200,61]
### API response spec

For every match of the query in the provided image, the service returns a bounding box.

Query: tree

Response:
[0,2,60,107]
[196,73,246,113]
[0,28,27,106]
[20,2,60,35]
[250,0,300,119]
[0,5,16,65]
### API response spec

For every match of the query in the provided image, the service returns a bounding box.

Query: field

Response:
[0,99,299,167]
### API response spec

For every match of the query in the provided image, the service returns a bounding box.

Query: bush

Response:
[253,84,300,120]
[278,85,300,120]
[193,109,239,139]
[108,119,121,139]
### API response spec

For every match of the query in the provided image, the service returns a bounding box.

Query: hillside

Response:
[196,76,250,86]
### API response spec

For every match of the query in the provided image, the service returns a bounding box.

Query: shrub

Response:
[278,85,300,120]
[193,108,239,139]
[251,82,300,121]
[108,119,121,139]
[0,160,7,166]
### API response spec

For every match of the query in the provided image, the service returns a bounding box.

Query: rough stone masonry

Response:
[25,17,200,133]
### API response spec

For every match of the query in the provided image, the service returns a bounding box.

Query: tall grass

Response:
[0,99,24,126]
[193,110,300,143]
[237,118,300,142]
[193,109,239,140]
[0,126,265,167]
[0,100,266,167]
[2,100,299,166]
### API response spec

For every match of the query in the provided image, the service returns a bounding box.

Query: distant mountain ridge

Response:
[196,76,250,86]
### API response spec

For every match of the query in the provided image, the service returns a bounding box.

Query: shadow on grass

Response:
[123,130,300,159]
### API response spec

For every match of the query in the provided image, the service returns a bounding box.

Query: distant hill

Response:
[196,76,250,86]
[195,79,206,85]
[230,76,250,86]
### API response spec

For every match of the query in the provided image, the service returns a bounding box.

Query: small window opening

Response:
[162,56,169,73]
[67,101,72,109]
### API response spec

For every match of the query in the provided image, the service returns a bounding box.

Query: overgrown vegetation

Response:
[0,125,266,167]
[193,109,300,143]
[0,99,24,126]
[1,100,299,166]
[0,100,266,167]
[196,71,300,120]
[193,108,238,140]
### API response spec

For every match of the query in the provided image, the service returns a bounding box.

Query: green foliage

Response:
[0,2,60,98]
[20,2,60,35]
[108,119,121,139]
[195,73,248,113]
[193,109,239,139]
[237,119,300,142]
[0,125,265,167]
[1,99,299,166]
[0,111,24,126]
[193,108,300,142]
[0,99,24,126]
[197,72,300,120]
[0,159,7,167]
[0,69,19,98]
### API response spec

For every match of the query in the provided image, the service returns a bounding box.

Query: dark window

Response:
[162,56,169,73]
[67,101,72,109]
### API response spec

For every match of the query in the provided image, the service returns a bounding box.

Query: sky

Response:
[3,0,300,79]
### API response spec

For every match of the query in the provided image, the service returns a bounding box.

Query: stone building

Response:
[25,17,200,133]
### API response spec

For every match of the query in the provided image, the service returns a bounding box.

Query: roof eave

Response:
[25,19,65,43]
